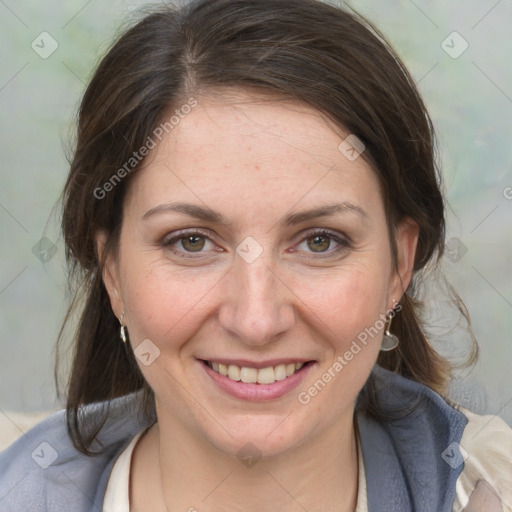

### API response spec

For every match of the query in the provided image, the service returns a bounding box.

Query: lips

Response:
[201,359,315,401]
[205,360,306,385]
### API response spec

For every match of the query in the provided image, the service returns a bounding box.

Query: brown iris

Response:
[181,235,205,252]
[307,235,330,252]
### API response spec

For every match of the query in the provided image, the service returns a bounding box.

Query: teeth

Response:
[240,367,257,383]
[227,365,241,381]
[208,361,307,384]
[257,367,275,384]
[274,364,287,381]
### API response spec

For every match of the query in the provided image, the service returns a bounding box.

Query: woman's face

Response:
[102,92,417,458]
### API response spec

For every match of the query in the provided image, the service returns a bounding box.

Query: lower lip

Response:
[201,361,315,401]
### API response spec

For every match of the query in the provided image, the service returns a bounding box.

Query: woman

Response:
[0,0,511,510]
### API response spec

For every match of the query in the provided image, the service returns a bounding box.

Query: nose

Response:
[217,251,296,347]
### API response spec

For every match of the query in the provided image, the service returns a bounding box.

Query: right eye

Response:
[163,229,219,258]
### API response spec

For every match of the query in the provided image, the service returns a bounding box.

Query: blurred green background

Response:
[0,0,511,424]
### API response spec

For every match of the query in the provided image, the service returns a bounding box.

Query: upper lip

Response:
[199,358,314,369]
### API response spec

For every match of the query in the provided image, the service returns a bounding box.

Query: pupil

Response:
[309,235,329,252]
[183,236,204,251]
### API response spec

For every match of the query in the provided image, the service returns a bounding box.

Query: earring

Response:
[381,308,399,352]
[119,312,128,344]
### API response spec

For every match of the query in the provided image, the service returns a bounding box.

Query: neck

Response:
[130,411,359,512]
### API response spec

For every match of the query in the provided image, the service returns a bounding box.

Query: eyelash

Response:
[162,228,351,259]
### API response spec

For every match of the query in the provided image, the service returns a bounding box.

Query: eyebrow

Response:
[142,201,368,226]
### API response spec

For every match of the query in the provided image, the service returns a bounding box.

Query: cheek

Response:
[294,266,389,415]
[118,254,223,348]
[295,260,391,345]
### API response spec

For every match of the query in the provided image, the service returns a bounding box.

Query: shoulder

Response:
[452,407,512,512]
[357,365,512,512]
[0,392,153,512]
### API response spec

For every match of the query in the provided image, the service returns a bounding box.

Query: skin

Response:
[98,91,419,512]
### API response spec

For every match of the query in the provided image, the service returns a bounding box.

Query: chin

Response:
[197,412,314,462]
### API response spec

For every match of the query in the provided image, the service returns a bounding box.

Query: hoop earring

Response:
[381,308,399,352]
[119,312,128,344]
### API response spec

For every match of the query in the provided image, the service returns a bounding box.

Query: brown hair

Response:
[57,0,477,455]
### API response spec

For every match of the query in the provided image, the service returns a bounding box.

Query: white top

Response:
[102,427,148,512]
[103,408,512,512]
[103,428,368,511]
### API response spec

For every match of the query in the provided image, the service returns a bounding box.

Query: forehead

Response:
[169,94,352,168]
[125,93,382,219]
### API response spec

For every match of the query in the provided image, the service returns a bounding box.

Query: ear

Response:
[95,230,124,319]
[388,217,419,307]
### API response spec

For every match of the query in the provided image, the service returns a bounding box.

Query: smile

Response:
[205,361,306,385]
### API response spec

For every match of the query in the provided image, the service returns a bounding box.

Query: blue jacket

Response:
[0,366,489,511]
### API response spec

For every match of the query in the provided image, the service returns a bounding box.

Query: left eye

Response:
[295,230,350,256]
